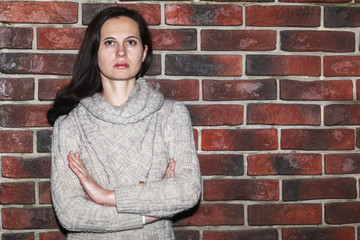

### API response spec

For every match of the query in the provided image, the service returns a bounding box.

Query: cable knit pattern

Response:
[51,78,201,240]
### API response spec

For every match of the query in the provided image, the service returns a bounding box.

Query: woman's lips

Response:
[114,63,129,69]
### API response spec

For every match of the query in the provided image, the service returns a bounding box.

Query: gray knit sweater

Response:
[51,78,201,240]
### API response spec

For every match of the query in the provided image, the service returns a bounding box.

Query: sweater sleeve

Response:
[51,115,144,232]
[114,101,201,217]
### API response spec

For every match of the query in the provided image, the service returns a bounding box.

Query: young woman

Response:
[48,7,201,239]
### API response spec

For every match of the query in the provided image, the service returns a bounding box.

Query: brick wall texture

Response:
[0,0,360,239]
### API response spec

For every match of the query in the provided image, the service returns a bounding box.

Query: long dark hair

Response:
[47,6,152,126]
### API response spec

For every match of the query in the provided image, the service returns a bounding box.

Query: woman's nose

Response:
[116,46,126,57]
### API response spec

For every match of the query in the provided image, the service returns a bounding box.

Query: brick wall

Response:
[0,1,359,239]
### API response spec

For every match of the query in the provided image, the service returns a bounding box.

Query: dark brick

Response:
[198,154,244,176]
[204,179,279,201]
[0,105,51,127]
[325,104,360,125]
[248,204,322,225]
[281,30,355,52]
[174,204,244,226]
[37,130,53,153]
[0,27,33,49]
[0,2,78,23]
[2,207,59,229]
[2,233,34,240]
[0,78,34,101]
[187,105,243,126]
[325,202,360,224]
[324,56,360,77]
[166,55,241,76]
[246,6,320,27]
[39,181,51,204]
[325,154,360,174]
[357,128,360,148]
[146,54,161,76]
[0,53,76,75]
[283,227,355,240]
[247,154,322,175]
[2,156,50,178]
[165,4,242,26]
[283,178,356,201]
[174,230,199,240]
[280,79,353,101]
[201,30,276,51]
[82,4,160,25]
[39,232,67,240]
[281,129,354,150]
[151,29,197,50]
[0,130,33,153]
[38,78,71,101]
[246,55,321,76]
[202,129,278,151]
[325,7,360,27]
[357,79,360,100]
[247,103,320,125]
[0,182,35,204]
[203,229,278,240]
[203,79,277,101]
[37,28,85,50]
[146,79,199,101]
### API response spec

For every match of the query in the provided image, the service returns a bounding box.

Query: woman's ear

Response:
[142,45,148,62]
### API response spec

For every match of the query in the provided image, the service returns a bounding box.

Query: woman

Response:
[48,6,201,239]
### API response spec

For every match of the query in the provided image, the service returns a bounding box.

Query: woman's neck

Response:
[101,78,136,106]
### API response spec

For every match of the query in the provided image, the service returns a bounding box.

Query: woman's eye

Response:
[127,40,137,46]
[104,40,115,46]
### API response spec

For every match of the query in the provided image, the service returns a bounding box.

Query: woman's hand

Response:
[67,151,116,206]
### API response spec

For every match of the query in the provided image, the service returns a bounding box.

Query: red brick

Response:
[0,130,33,153]
[357,79,360,100]
[246,55,321,76]
[325,7,360,27]
[0,53,76,75]
[146,54,161,76]
[247,103,320,125]
[246,6,320,27]
[0,78,34,101]
[280,79,353,101]
[201,30,276,51]
[203,79,277,101]
[0,182,35,204]
[325,154,360,174]
[39,232,67,240]
[39,182,51,204]
[38,78,71,101]
[37,28,85,50]
[202,129,278,151]
[283,227,355,240]
[283,178,356,201]
[0,105,51,127]
[146,79,199,101]
[174,204,244,226]
[281,129,354,150]
[325,104,360,125]
[187,105,243,126]
[165,4,242,26]
[166,55,241,76]
[248,204,322,225]
[1,156,50,178]
[0,2,77,23]
[357,128,360,148]
[0,27,33,49]
[2,207,58,229]
[174,230,199,240]
[203,229,278,240]
[325,202,360,224]
[2,233,34,240]
[247,154,322,175]
[204,179,279,201]
[150,29,197,50]
[82,4,160,25]
[281,0,350,3]
[198,154,243,176]
[281,30,355,52]
[324,56,360,77]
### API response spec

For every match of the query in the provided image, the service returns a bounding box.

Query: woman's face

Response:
[97,17,148,84]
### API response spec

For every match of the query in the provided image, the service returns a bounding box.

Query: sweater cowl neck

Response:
[80,78,164,124]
